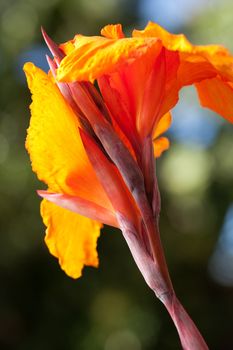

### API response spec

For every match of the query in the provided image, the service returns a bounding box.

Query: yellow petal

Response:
[57,35,161,82]
[60,39,76,56]
[133,21,193,51]
[153,137,170,158]
[42,199,102,278]
[24,62,113,210]
[153,112,172,139]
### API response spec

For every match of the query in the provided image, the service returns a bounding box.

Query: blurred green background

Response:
[0,0,233,349]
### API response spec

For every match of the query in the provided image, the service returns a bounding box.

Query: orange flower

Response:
[24,22,233,280]
[23,22,233,349]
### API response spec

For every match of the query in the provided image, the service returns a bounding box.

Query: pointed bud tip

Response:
[41,26,50,44]
[41,27,64,61]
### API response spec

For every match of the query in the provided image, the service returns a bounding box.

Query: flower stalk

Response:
[115,138,209,350]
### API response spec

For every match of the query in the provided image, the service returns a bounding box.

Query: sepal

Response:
[38,190,118,227]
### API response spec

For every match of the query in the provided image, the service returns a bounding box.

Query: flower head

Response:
[24,22,233,279]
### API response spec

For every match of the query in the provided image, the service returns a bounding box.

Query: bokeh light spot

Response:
[104,329,141,350]
[1,4,38,44]
[160,146,213,196]
[209,204,233,286]
[80,0,119,19]
[0,133,9,164]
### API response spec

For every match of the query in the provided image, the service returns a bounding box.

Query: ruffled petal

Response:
[133,21,193,51]
[24,62,113,211]
[57,34,161,82]
[41,199,102,278]
[101,24,125,39]
[133,21,230,57]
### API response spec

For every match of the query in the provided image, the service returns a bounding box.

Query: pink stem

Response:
[142,142,208,349]
[160,292,209,350]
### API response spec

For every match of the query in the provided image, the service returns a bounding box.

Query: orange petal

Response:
[153,137,170,158]
[24,62,113,211]
[134,21,233,121]
[101,24,125,39]
[136,47,166,138]
[153,112,172,139]
[133,22,230,77]
[133,21,230,59]
[98,73,141,155]
[57,35,161,82]
[141,49,179,133]
[41,199,102,278]
[99,46,178,141]
[196,78,233,122]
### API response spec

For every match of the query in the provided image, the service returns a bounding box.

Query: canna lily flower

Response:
[23,58,172,278]
[56,21,233,201]
[24,22,233,350]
